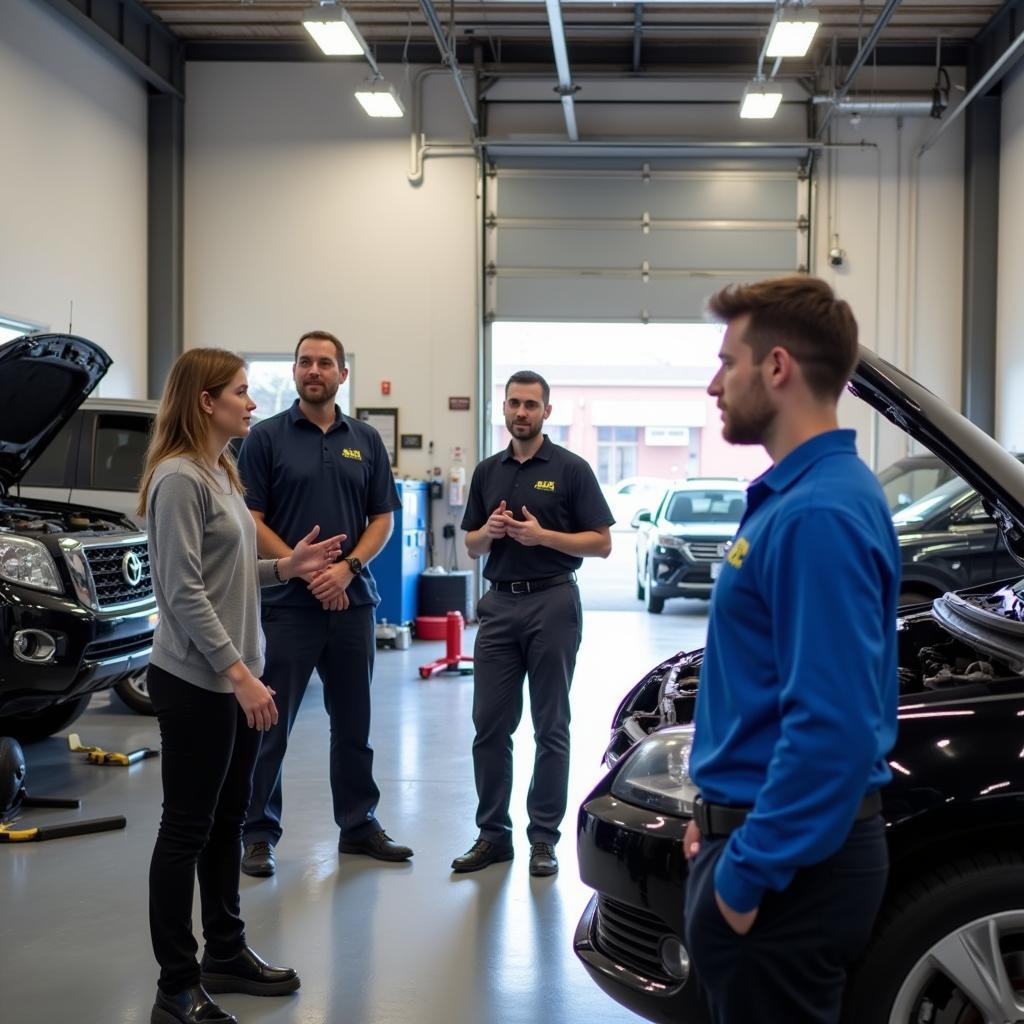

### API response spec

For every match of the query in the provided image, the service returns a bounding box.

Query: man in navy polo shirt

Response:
[683,277,899,1023]
[452,371,613,877]
[239,331,412,877]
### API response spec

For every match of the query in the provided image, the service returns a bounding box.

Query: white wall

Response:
[184,62,480,538]
[997,62,1024,451]
[0,0,148,396]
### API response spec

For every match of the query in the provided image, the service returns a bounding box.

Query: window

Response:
[92,414,153,492]
[0,314,46,345]
[244,353,353,418]
[664,488,746,524]
[597,426,638,484]
[20,415,80,488]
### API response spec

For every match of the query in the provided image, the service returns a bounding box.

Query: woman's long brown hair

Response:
[137,348,246,516]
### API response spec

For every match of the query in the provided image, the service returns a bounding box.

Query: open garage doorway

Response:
[488,321,770,614]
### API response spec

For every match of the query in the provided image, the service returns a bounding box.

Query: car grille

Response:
[594,895,674,984]
[83,543,153,609]
[684,541,726,562]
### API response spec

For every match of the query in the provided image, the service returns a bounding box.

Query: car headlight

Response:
[610,725,698,816]
[0,536,63,594]
[656,533,685,551]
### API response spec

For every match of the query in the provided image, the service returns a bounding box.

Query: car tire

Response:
[114,671,154,715]
[0,694,92,744]
[843,852,1024,1024]
[645,567,664,614]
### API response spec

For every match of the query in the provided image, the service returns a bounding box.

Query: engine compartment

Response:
[0,501,124,535]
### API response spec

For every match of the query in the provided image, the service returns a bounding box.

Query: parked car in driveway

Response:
[575,347,1024,1024]
[633,479,746,612]
[602,476,671,531]
[0,335,157,740]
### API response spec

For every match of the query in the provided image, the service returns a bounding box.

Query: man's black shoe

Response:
[451,839,514,873]
[529,842,558,877]
[339,829,413,862]
[151,984,237,1024]
[200,946,300,996]
[241,841,275,877]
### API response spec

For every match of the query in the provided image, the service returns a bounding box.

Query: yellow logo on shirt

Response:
[341,448,363,461]
[726,537,750,569]
[534,480,556,492]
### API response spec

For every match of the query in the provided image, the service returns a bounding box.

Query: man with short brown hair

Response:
[683,276,899,1023]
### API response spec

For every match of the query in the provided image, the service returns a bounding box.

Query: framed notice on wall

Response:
[356,407,398,467]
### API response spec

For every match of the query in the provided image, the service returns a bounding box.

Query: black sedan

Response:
[575,347,1024,1024]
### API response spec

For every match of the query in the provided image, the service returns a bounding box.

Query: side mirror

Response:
[631,510,653,529]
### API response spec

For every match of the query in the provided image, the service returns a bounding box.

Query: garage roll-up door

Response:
[485,160,810,322]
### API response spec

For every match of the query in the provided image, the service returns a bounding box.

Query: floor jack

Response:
[0,736,126,844]
[67,732,160,766]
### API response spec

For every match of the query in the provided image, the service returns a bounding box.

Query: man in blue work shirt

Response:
[683,276,899,1023]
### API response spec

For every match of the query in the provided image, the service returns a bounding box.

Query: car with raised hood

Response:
[0,334,157,740]
[632,479,747,612]
[575,347,1024,1024]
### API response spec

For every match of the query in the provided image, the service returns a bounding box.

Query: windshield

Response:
[892,476,973,525]
[663,489,746,524]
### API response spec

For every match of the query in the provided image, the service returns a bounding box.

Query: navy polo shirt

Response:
[689,429,900,913]
[461,435,614,581]
[238,401,400,609]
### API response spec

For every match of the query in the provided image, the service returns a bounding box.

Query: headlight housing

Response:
[0,536,63,594]
[610,725,698,816]
[656,533,686,551]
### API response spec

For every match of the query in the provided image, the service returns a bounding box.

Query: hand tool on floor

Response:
[67,732,159,766]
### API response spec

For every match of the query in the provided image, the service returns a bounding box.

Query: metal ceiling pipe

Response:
[418,0,479,128]
[545,0,580,140]
[812,95,936,117]
[817,0,903,137]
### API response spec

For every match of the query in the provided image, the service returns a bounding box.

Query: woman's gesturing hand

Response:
[280,526,346,580]
[233,672,278,731]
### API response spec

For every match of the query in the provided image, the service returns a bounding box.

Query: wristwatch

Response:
[343,556,363,575]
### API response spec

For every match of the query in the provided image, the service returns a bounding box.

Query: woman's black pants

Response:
[148,664,261,995]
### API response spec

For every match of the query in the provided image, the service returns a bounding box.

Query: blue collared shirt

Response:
[238,401,400,608]
[690,429,900,912]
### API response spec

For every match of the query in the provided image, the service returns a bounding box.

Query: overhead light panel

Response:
[355,82,405,118]
[765,12,819,58]
[740,80,783,119]
[302,4,368,57]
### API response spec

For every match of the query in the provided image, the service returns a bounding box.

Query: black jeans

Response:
[472,583,583,845]
[244,603,381,846]
[684,816,888,1024]
[148,664,261,995]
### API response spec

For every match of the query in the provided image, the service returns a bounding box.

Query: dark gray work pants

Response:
[471,582,583,846]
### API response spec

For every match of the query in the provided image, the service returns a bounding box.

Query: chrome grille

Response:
[684,541,726,562]
[594,895,673,984]
[83,543,153,609]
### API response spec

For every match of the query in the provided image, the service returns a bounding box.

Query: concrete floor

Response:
[0,594,709,1024]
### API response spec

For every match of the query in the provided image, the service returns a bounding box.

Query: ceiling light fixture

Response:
[765,11,820,59]
[354,81,405,118]
[302,3,369,57]
[740,79,783,119]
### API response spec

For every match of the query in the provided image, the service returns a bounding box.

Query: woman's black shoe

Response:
[200,946,301,996]
[151,984,237,1024]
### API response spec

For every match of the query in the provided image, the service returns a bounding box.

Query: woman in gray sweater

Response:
[138,348,343,1024]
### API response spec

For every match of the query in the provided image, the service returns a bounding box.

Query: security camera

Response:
[828,246,846,268]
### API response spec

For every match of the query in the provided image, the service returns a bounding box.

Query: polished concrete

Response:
[0,584,708,1023]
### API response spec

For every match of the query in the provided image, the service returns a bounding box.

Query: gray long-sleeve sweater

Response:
[147,456,279,693]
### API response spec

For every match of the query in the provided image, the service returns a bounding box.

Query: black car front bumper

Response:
[575,785,709,1024]
[649,550,717,599]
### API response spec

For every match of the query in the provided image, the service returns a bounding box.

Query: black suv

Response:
[0,335,157,741]
[575,348,1024,1024]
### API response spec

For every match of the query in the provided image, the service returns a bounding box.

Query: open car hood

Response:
[851,348,1024,567]
[0,334,111,490]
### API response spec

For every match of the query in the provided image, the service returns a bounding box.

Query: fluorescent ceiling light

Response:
[765,15,819,58]
[302,5,368,57]
[355,83,405,118]
[740,80,783,119]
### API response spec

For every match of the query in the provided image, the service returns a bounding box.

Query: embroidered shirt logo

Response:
[534,480,556,492]
[726,537,750,569]
[341,448,363,461]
